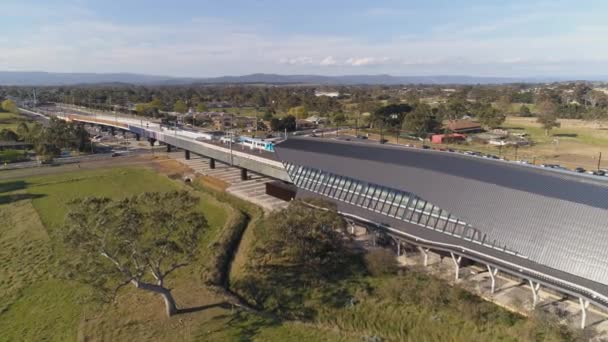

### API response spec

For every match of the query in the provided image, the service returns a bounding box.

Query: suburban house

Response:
[445,119,483,134]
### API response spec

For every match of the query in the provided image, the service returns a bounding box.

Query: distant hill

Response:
[0,71,600,86]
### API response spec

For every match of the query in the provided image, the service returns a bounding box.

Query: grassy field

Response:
[0,165,358,341]
[0,112,29,131]
[220,106,265,117]
[0,167,230,341]
[501,116,608,169]
[346,115,608,170]
[227,203,581,341]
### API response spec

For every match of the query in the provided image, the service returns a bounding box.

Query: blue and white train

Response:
[238,136,278,152]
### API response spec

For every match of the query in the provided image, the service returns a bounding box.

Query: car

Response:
[421,145,430,149]
[356,135,368,140]
[574,167,586,173]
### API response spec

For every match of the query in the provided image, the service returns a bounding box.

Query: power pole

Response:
[598,152,602,171]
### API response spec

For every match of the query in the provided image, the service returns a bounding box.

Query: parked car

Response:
[574,167,586,173]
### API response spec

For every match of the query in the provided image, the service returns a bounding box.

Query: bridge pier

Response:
[241,168,248,181]
[450,252,462,281]
[417,247,430,267]
[487,265,499,294]
[209,158,216,169]
[579,298,590,329]
[110,127,115,136]
[184,150,190,160]
[166,144,172,153]
[148,138,156,146]
[135,133,140,141]
[528,280,541,307]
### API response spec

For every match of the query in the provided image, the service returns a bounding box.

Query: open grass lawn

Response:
[501,116,608,169]
[0,112,29,131]
[220,106,265,117]
[0,166,355,341]
[0,167,232,341]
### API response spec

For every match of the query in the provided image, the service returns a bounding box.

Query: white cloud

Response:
[345,57,391,66]
[2,4,608,77]
[279,57,314,65]
[319,56,337,66]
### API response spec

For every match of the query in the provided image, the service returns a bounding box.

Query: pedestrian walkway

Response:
[168,152,289,212]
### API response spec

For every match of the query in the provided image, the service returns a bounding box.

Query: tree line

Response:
[12,118,90,162]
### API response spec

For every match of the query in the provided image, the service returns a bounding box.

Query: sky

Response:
[2,0,608,78]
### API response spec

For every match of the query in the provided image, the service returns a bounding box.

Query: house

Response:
[296,120,317,130]
[445,119,483,134]
[305,115,327,124]
[314,91,340,97]
[431,133,466,144]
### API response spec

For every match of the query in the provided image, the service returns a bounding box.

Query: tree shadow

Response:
[196,310,281,341]
[177,301,233,314]
[0,180,27,194]
[553,133,578,138]
[0,193,45,205]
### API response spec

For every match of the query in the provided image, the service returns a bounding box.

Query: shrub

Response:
[364,248,399,277]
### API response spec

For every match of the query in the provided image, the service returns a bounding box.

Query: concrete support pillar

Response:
[184,150,190,160]
[135,133,140,141]
[487,265,499,294]
[450,252,462,281]
[148,138,156,146]
[110,127,115,136]
[241,168,248,181]
[396,241,401,256]
[349,222,355,235]
[209,158,216,169]
[166,144,172,153]
[579,297,590,329]
[418,247,430,267]
[528,280,541,307]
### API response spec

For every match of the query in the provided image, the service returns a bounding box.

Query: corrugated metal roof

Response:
[276,137,608,286]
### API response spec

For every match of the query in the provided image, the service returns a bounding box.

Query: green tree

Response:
[62,191,208,317]
[196,102,207,113]
[34,142,60,163]
[402,104,441,140]
[262,200,346,271]
[519,105,532,117]
[537,101,561,136]
[16,122,29,140]
[173,100,188,114]
[495,95,512,115]
[477,107,505,129]
[262,110,274,121]
[288,106,308,119]
[1,99,18,113]
[332,112,346,126]
[373,103,413,128]
[444,97,469,120]
[0,129,19,141]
